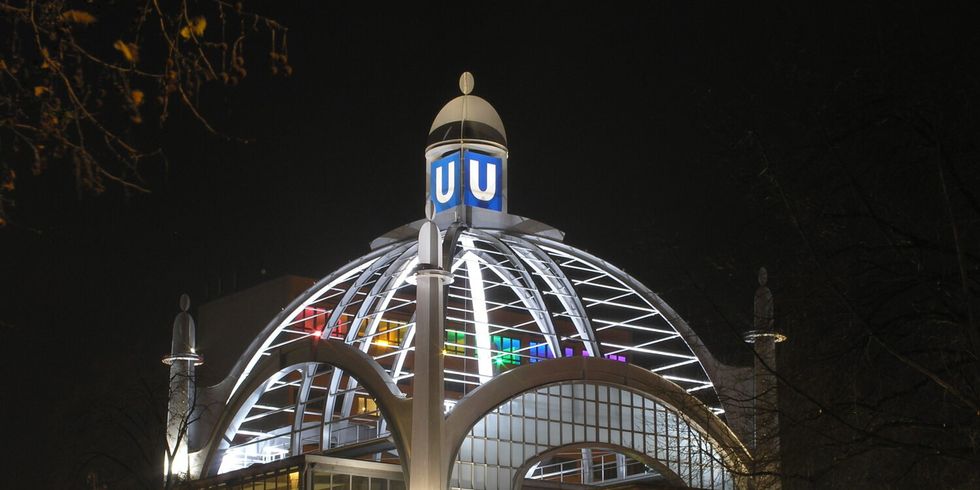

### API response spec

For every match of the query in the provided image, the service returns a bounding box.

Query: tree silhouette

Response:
[688,10,980,485]
[0,0,290,226]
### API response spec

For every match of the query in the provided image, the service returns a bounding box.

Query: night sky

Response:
[2,2,978,488]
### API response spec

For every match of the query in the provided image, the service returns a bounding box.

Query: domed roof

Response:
[427,74,507,147]
[227,228,725,410]
[211,227,742,476]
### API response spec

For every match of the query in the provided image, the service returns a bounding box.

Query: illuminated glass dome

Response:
[204,225,744,475]
[231,229,727,409]
[187,74,752,489]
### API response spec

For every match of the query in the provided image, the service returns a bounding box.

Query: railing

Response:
[326,408,390,448]
[221,409,390,474]
[525,453,655,485]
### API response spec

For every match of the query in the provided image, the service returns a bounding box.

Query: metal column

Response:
[409,206,452,490]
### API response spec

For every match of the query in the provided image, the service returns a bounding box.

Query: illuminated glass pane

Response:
[446,329,467,354]
[491,335,521,365]
[376,320,404,347]
[528,342,552,363]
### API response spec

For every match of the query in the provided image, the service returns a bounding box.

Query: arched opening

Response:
[515,443,686,489]
[215,361,399,474]
[201,340,412,478]
[445,358,749,490]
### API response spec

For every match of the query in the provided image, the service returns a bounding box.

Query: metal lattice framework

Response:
[209,229,734,485]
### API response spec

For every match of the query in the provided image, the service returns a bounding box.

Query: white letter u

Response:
[435,161,456,204]
[469,160,496,201]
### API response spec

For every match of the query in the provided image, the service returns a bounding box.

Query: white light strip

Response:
[235,429,272,437]
[371,349,404,361]
[446,315,544,333]
[571,276,632,293]
[253,404,289,410]
[592,318,674,335]
[602,335,679,355]
[447,301,523,319]
[581,296,657,313]
[662,374,713,385]
[601,342,697,360]
[583,291,634,308]
[446,293,544,313]
[242,407,293,423]
[594,311,659,326]
[265,379,303,392]
[685,384,715,394]
[650,359,700,373]
[462,237,494,383]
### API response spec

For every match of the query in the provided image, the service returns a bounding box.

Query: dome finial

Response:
[427,71,506,146]
[459,72,475,95]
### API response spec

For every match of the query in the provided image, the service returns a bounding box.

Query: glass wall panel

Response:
[452,382,735,490]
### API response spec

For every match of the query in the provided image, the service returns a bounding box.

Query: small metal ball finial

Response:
[459,72,475,95]
[179,293,191,312]
[425,200,435,220]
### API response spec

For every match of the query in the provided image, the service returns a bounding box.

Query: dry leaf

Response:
[191,16,208,37]
[40,48,50,69]
[113,40,139,63]
[131,89,144,107]
[34,86,49,96]
[62,10,97,24]
[1,172,14,192]
[179,16,207,39]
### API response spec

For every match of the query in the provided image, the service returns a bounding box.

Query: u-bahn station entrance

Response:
[164,74,781,490]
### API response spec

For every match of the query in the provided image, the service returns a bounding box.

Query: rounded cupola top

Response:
[427,72,507,148]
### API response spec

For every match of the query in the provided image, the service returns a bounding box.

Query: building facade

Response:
[166,74,772,490]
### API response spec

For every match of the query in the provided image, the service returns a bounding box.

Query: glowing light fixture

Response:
[461,236,493,382]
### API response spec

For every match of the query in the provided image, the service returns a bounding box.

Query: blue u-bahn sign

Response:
[430,152,461,213]
[462,150,502,211]
[430,150,502,213]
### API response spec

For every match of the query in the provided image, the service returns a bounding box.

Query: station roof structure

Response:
[176,74,754,490]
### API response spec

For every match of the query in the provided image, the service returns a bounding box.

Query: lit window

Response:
[300,307,327,334]
[446,329,466,354]
[353,395,378,415]
[491,335,521,365]
[559,346,621,361]
[330,314,350,339]
[529,342,552,363]
[376,320,404,346]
